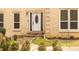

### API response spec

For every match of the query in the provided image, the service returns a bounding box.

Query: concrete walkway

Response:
[46,46,52,51]
[17,38,79,51]
[30,43,79,51]
[62,47,79,51]
[30,43,38,51]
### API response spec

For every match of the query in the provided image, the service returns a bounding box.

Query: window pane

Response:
[14,23,19,28]
[70,22,77,29]
[61,10,68,21]
[0,14,3,22]
[14,13,19,22]
[61,22,68,29]
[0,23,3,27]
[70,10,77,21]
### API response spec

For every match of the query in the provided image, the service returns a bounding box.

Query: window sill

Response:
[59,29,79,32]
[13,29,21,32]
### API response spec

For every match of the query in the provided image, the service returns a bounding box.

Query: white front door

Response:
[32,13,41,31]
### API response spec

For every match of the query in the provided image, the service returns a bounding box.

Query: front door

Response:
[30,13,43,31]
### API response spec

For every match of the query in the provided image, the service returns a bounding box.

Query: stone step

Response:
[25,32,44,37]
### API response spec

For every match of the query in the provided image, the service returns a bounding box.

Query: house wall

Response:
[46,8,79,37]
[0,8,45,37]
[1,8,28,37]
[0,8,79,37]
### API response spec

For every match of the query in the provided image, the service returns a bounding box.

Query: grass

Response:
[33,37,52,46]
[32,37,79,47]
[60,40,79,47]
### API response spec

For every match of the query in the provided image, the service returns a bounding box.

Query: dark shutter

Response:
[41,13,43,31]
[0,14,3,22]
[0,14,3,28]
[30,13,32,31]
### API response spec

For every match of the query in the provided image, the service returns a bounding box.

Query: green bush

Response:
[38,42,46,51]
[9,41,19,51]
[21,40,30,51]
[0,28,6,36]
[12,35,18,40]
[52,40,62,51]
[0,38,19,51]
[53,46,62,51]
[1,39,9,51]
[52,40,58,47]
[47,36,57,39]
[69,36,75,40]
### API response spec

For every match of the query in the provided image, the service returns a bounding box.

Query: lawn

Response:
[32,37,79,47]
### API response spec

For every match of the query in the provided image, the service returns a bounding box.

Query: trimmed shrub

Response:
[38,42,46,51]
[12,35,18,40]
[52,37,57,39]
[76,37,79,40]
[52,40,58,47]
[47,36,57,39]
[0,28,6,36]
[0,38,19,51]
[52,40,62,51]
[1,39,9,51]
[21,40,30,51]
[53,46,62,51]
[9,41,19,51]
[69,36,75,40]
[57,37,63,39]
[62,37,68,40]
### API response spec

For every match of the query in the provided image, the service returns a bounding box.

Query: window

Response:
[60,10,68,29]
[61,22,68,29]
[0,14,3,28]
[70,10,78,29]
[60,9,78,30]
[14,13,20,29]
[61,10,68,21]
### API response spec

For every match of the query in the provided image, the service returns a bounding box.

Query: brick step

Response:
[26,31,44,37]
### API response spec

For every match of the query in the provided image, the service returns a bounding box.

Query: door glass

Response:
[35,15,38,24]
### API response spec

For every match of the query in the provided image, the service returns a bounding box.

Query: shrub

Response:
[0,27,6,36]
[62,37,68,40]
[38,42,46,51]
[8,41,19,51]
[57,37,62,39]
[47,36,57,39]
[0,38,19,51]
[12,35,18,40]
[69,36,75,40]
[52,36,57,39]
[1,39,9,51]
[53,46,62,51]
[76,37,79,39]
[52,40,58,47]
[52,40,62,51]
[21,40,30,51]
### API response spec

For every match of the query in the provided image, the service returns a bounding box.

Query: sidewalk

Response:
[30,43,38,51]
[62,47,79,51]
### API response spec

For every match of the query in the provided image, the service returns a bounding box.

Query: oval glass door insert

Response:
[35,15,39,24]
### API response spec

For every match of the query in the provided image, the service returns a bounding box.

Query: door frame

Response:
[29,12,43,32]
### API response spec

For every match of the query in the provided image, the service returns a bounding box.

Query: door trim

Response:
[29,12,43,31]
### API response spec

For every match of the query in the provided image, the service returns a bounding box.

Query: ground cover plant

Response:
[33,37,79,47]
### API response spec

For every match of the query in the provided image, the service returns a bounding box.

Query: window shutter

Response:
[41,12,43,31]
[30,13,32,31]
